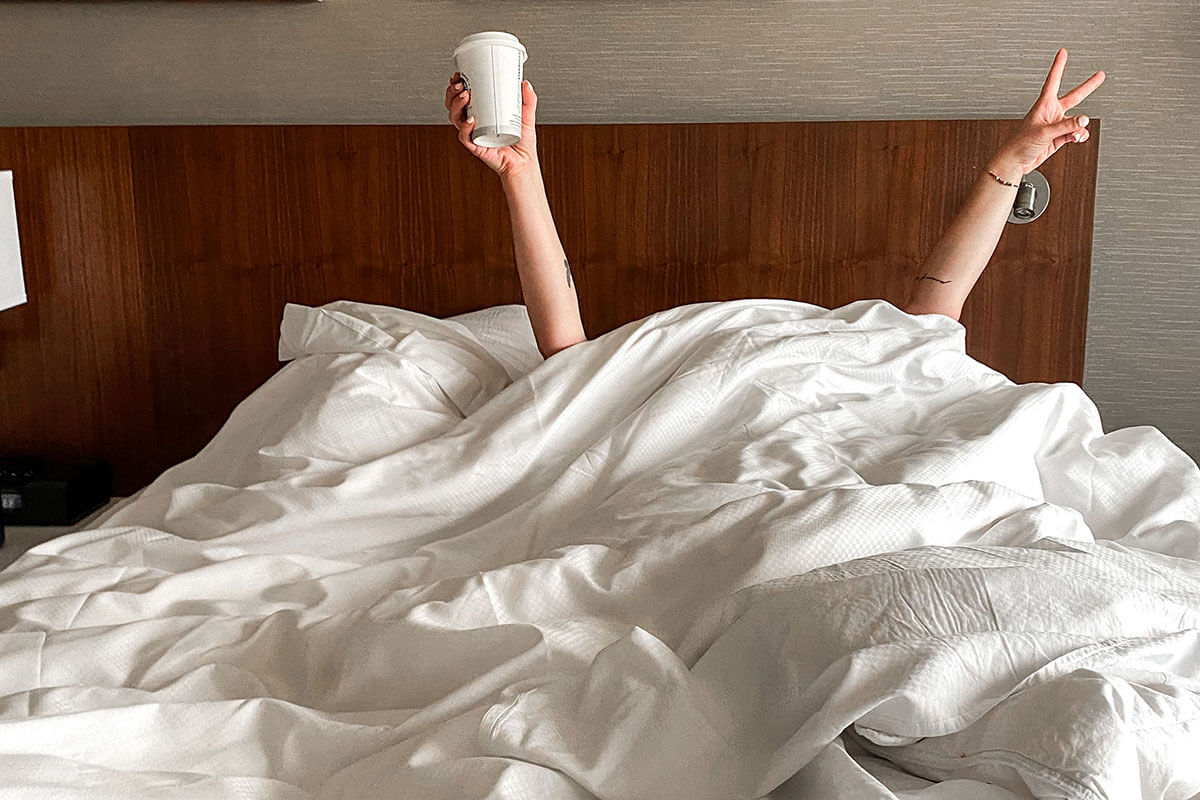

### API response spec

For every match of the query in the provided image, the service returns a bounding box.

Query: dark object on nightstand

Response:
[0,458,113,528]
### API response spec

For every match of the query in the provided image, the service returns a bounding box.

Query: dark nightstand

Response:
[0,497,124,571]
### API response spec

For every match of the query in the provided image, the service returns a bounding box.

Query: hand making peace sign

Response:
[992,48,1106,182]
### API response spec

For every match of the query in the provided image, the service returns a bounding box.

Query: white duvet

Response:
[1,298,1198,800]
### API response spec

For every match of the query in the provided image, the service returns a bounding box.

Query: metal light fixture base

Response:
[1007,169,1050,224]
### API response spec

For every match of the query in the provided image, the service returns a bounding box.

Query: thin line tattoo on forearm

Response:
[916,275,952,284]
[565,257,574,288]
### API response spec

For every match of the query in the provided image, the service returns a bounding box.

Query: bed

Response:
[2,121,1199,799]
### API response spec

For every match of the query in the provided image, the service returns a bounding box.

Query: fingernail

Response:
[467,116,475,123]
[1078,115,1089,127]
[1073,132,1083,143]
[460,91,468,98]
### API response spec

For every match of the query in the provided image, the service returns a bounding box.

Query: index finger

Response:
[1039,48,1068,102]
[1059,70,1106,109]
[444,72,464,108]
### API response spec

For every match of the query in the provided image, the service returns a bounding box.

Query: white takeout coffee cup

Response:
[452,31,528,148]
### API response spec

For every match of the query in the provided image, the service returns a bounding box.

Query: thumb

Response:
[520,80,537,136]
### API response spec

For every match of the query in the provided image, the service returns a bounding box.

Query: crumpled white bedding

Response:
[1,298,1198,800]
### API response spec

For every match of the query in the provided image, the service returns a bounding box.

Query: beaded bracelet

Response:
[986,169,1021,188]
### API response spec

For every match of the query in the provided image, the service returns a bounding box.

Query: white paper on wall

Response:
[0,171,27,312]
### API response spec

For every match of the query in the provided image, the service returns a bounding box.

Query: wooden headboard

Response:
[0,121,1099,495]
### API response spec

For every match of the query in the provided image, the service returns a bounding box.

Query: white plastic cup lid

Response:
[453,31,527,61]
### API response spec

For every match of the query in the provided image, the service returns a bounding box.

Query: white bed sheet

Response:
[1,298,1198,800]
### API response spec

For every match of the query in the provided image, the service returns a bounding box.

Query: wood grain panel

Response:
[0,128,157,488]
[539,119,1098,386]
[0,121,1099,494]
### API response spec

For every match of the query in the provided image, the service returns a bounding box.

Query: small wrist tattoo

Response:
[565,257,574,288]
[916,275,951,284]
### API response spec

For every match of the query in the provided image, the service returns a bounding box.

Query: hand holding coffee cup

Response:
[445,74,539,178]
[447,31,538,178]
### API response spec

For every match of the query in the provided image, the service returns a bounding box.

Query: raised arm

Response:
[905,49,1105,322]
[445,74,586,358]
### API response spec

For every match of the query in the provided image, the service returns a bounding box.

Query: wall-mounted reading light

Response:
[1007,169,1050,224]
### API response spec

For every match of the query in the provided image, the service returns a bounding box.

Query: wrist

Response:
[498,162,543,193]
[986,150,1026,186]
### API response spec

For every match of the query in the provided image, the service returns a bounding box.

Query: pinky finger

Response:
[459,116,478,149]
[1070,129,1090,145]
[1051,130,1082,151]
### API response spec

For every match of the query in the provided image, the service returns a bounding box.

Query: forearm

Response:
[907,155,1021,320]
[499,167,586,357]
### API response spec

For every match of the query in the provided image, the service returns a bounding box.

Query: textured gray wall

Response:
[1,0,1197,461]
